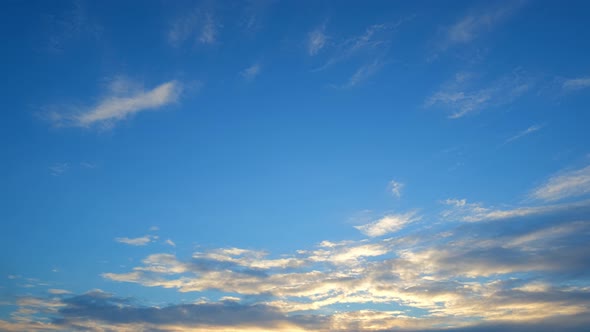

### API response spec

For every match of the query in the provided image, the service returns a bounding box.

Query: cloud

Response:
[48,79,182,128]
[115,235,158,246]
[355,211,419,237]
[165,239,176,247]
[425,71,532,118]
[7,163,590,331]
[439,1,525,50]
[530,165,590,202]
[308,25,327,56]
[36,197,590,330]
[562,77,590,90]
[48,289,71,295]
[241,63,261,81]
[341,59,384,88]
[199,13,218,44]
[389,180,404,198]
[440,197,590,222]
[49,163,69,176]
[505,124,544,143]
[168,9,219,46]
[314,21,404,71]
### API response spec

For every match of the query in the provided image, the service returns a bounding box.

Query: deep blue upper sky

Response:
[1,1,590,331]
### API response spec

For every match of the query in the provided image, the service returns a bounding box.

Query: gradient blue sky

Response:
[2,0,590,331]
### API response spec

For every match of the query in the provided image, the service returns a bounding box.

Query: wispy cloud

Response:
[47,289,71,295]
[41,1,102,53]
[505,124,544,143]
[168,9,219,46]
[307,24,327,56]
[425,71,532,118]
[115,235,158,246]
[314,21,404,71]
[440,198,582,222]
[531,165,590,202]
[439,1,525,50]
[562,77,590,90]
[165,239,176,247]
[388,180,404,198]
[240,63,261,81]
[47,78,183,128]
[354,211,419,237]
[199,13,218,44]
[341,59,384,88]
[8,192,590,331]
[49,163,69,176]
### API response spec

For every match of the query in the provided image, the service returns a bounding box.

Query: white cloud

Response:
[240,63,261,81]
[168,9,219,46]
[505,124,544,143]
[563,77,590,90]
[425,71,531,118]
[388,180,404,198]
[440,2,524,50]
[531,165,590,202]
[441,197,590,222]
[308,25,327,56]
[115,235,158,246]
[49,163,69,176]
[199,13,217,44]
[165,239,176,247]
[48,289,71,295]
[49,79,182,128]
[342,60,383,88]
[355,212,419,237]
[314,21,404,72]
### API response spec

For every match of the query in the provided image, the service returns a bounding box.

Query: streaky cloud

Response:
[531,165,590,202]
[48,79,183,128]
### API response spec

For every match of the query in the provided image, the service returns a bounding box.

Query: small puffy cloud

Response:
[308,25,327,55]
[355,212,419,237]
[241,63,261,81]
[48,79,183,128]
[530,165,590,202]
[115,235,158,246]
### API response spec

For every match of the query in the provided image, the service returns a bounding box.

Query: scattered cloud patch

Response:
[48,289,71,295]
[505,124,544,143]
[47,78,183,129]
[562,77,590,90]
[355,211,419,237]
[388,180,404,198]
[439,1,525,50]
[49,163,69,176]
[240,63,261,81]
[308,24,327,56]
[115,235,158,246]
[341,59,384,88]
[425,71,532,118]
[531,165,590,202]
[165,239,176,247]
[168,9,220,46]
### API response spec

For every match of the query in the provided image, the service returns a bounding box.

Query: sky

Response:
[1,0,590,331]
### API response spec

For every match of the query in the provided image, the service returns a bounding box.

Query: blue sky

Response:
[2,0,590,331]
